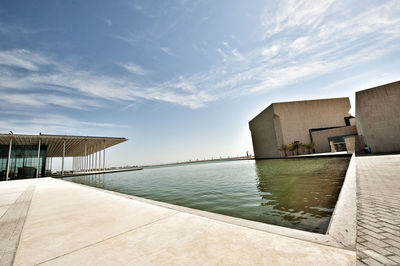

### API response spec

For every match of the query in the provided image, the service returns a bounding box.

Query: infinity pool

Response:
[63,156,350,233]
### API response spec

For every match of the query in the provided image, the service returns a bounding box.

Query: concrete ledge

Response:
[254,152,351,160]
[52,167,143,178]
[326,153,357,249]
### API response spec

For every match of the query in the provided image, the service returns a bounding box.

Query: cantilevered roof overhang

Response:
[0,133,127,157]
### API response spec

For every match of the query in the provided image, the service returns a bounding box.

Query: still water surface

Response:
[64,157,350,233]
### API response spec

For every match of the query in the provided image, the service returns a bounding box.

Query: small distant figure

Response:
[246,150,249,158]
[363,145,371,153]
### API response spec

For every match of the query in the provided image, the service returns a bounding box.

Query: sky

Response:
[0,0,399,169]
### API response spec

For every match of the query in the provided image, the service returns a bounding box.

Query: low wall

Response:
[326,153,357,249]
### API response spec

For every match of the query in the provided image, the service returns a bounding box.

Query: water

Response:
[63,156,350,233]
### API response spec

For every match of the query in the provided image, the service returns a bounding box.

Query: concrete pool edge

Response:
[2,178,356,265]
[59,154,356,250]
[326,153,357,249]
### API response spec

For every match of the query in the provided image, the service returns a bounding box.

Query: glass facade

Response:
[0,145,47,181]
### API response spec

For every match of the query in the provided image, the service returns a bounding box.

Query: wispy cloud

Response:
[119,63,147,76]
[0,49,212,109]
[217,42,243,62]
[134,4,143,11]
[1,0,399,114]
[0,113,125,135]
[172,0,400,97]
[261,45,280,58]
[104,18,112,26]
[0,49,50,71]
[260,0,335,36]
[161,47,176,56]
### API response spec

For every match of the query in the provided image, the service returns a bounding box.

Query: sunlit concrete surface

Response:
[0,178,356,265]
[356,155,400,265]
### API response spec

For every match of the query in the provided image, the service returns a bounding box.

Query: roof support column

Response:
[95,144,98,171]
[91,146,94,171]
[90,146,92,172]
[36,139,41,178]
[50,157,52,175]
[84,142,87,173]
[103,140,106,172]
[6,137,12,181]
[61,140,65,176]
[98,145,101,171]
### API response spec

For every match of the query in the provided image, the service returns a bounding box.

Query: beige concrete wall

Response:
[311,126,357,153]
[356,81,400,153]
[349,117,356,126]
[249,105,280,158]
[273,98,351,145]
[344,136,356,154]
[249,97,351,158]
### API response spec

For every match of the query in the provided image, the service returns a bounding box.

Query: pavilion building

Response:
[0,133,127,181]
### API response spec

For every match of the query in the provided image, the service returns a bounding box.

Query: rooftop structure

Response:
[0,133,127,181]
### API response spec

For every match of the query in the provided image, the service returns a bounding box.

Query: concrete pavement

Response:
[1,178,355,266]
[356,155,400,265]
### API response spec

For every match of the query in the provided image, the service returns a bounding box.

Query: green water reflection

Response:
[64,156,349,233]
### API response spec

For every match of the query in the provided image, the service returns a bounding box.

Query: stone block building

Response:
[356,80,400,153]
[249,98,356,159]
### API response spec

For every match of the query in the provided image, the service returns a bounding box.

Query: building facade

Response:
[0,133,127,181]
[0,145,47,180]
[356,80,400,153]
[249,98,355,159]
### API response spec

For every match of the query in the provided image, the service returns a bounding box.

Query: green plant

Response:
[304,143,317,154]
[278,144,289,157]
[290,141,303,155]
[288,143,295,156]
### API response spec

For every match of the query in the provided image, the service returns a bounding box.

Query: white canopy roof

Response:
[0,133,127,157]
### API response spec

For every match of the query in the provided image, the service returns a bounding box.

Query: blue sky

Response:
[0,0,399,168]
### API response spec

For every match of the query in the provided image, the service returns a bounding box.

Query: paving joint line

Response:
[0,181,36,266]
[35,212,180,265]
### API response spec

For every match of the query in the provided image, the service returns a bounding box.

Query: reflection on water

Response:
[64,157,349,234]
[71,174,106,188]
[254,158,348,232]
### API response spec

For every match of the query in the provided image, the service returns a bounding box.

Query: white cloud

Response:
[0,49,212,109]
[261,0,335,36]
[104,19,112,26]
[1,0,399,114]
[134,4,143,11]
[161,47,176,56]
[0,49,50,71]
[217,42,243,62]
[0,113,124,135]
[120,63,146,76]
[261,45,280,57]
[180,0,400,96]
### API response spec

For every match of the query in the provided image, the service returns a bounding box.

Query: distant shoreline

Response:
[143,156,253,168]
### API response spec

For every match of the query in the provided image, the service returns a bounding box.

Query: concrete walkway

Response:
[356,155,400,265]
[0,178,355,266]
